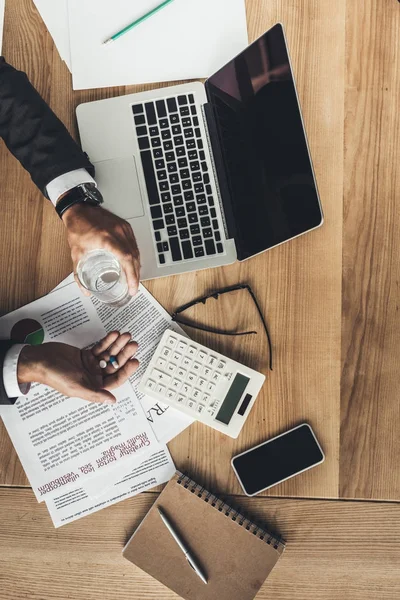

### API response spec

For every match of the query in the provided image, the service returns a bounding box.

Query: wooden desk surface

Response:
[0,0,399,598]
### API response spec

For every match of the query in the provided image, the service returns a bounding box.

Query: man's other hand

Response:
[17,331,139,404]
[62,204,141,297]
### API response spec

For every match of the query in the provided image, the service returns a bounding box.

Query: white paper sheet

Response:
[0,283,159,501]
[0,0,5,54]
[46,447,175,527]
[33,0,71,70]
[68,0,248,90]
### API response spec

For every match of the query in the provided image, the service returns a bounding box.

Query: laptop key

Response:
[162,130,171,140]
[187,204,196,214]
[190,224,200,234]
[216,243,223,253]
[205,184,212,195]
[215,231,221,242]
[154,231,161,242]
[156,99,167,117]
[171,114,179,123]
[164,141,173,151]
[169,174,179,184]
[132,104,144,114]
[184,191,194,201]
[208,196,214,206]
[201,216,211,227]
[159,181,169,191]
[151,137,161,147]
[180,106,190,115]
[174,136,184,145]
[205,239,216,255]
[212,220,219,230]
[155,159,165,169]
[134,114,145,124]
[136,125,147,136]
[159,118,169,128]
[188,150,197,160]
[145,103,157,124]
[181,240,193,259]
[138,137,150,150]
[173,195,184,205]
[149,126,159,136]
[165,152,175,162]
[201,162,208,171]
[140,150,160,205]
[188,94,195,104]
[167,97,178,112]
[193,116,199,126]
[182,117,191,127]
[203,174,210,184]
[176,207,185,217]
[163,203,173,214]
[177,218,187,229]
[197,195,206,204]
[167,163,177,173]
[190,105,197,115]
[153,219,165,230]
[203,228,213,238]
[172,125,182,135]
[182,180,192,190]
[171,185,181,195]
[179,229,190,240]
[199,205,208,215]
[166,217,176,228]
[167,225,177,236]
[195,247,205,257]
[157,170,167,181]
[178,157,188,168]
[178,95,188,105]
[187,140,196,149]
[197,139,204,149]
[161,192,171,202]
[176,147,185,157]
[151,206,162,219]
[193,173,202,182]
[195,128,201,138]
[153,148,163,158]
[210,207,216,218]
[184,128,194,138]
[192,236,202,246]
[180,168,190,179]
[159,253,165,264]
[169,237,182,261]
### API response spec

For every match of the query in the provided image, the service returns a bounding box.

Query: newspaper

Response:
[46,447,175,527]
[0,283,160,501]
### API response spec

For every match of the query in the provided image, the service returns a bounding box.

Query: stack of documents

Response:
[32,0,248,90]
[0,275,193,527]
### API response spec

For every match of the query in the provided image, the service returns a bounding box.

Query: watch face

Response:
[83,184,103,204]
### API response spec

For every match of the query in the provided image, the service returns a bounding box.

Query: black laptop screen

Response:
[205,24,323,260]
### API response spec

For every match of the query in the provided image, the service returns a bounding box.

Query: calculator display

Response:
[215,374,250,425]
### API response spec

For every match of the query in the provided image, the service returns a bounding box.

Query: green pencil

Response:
[103,0,175,45]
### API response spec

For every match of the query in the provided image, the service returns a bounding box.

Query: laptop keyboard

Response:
[132,94,224,265]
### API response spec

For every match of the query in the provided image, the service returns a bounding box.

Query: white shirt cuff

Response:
[46,169,97,206]
[3,344,31,398]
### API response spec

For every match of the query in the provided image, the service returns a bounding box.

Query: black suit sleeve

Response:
[0,57,94,195]
[0,340,17,405]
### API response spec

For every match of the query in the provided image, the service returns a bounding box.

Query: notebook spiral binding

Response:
[176,471,285,551]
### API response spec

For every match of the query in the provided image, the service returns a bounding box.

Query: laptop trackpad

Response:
[93,157,144,220]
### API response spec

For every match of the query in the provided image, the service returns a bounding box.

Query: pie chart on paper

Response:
[10,319,45,345]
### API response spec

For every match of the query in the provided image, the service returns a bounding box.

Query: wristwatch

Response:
[55,183,104,219]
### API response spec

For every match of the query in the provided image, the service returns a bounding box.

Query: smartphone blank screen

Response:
[232,424,324,495]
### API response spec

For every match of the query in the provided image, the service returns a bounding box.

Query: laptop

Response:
[76,23,323,280]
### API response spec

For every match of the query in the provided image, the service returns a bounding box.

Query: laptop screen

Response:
[205,24,323,261]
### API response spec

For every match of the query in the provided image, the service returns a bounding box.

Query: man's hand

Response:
[17,331,139,404]
[62,204,140,297]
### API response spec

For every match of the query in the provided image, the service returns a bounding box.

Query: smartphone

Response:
[231,423,325,496]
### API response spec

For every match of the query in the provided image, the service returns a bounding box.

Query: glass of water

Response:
[77,250,131,307]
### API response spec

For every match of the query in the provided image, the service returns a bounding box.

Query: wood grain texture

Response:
[340,0,400,500]
[0,0,344,497]
[0,488,399,600]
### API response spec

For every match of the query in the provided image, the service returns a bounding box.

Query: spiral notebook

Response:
[123,471,285,600]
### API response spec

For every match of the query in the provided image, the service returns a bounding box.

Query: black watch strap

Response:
[55,183,103,219]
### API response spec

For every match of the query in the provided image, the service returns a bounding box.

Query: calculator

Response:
[138,330,266,438]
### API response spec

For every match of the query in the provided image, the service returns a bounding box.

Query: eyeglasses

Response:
[171,284,273,371]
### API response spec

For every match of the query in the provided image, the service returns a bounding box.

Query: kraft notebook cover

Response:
[123,471,285,600]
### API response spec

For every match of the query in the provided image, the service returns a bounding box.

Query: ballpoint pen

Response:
[103,0,175,45]
[158,507,208,585]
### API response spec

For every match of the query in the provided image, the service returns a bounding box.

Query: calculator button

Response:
[166,389,176,401]
[202,393,210,404]
[207,382,216,393]
[171,378,182,390]
[212,371,221,383]
[197,377,207,388]
[166,363,177,375]
[192,361,202,372]
[172,351,182,362]
[187,399,197,410]
[187,346,197,357]
[161,347,172,359]
[217,360,226,370]
[187,372,197,384]
[192,389,201,400]
[151,368,171,384]
[202,366,212,377]
[224,372,233,381]
[182,356,192,368]
[156,383,166,395]
[206,406,216,416]
[156,357,167,369]
[182,383,192,395]
[196,404,205,414]
[207,355,218,367]
[145,379,156,392]
[166,336,178,348]
[177,340,187,352]
[177,394,186,404]
[177,367,187,378]
[198,349,207,361]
